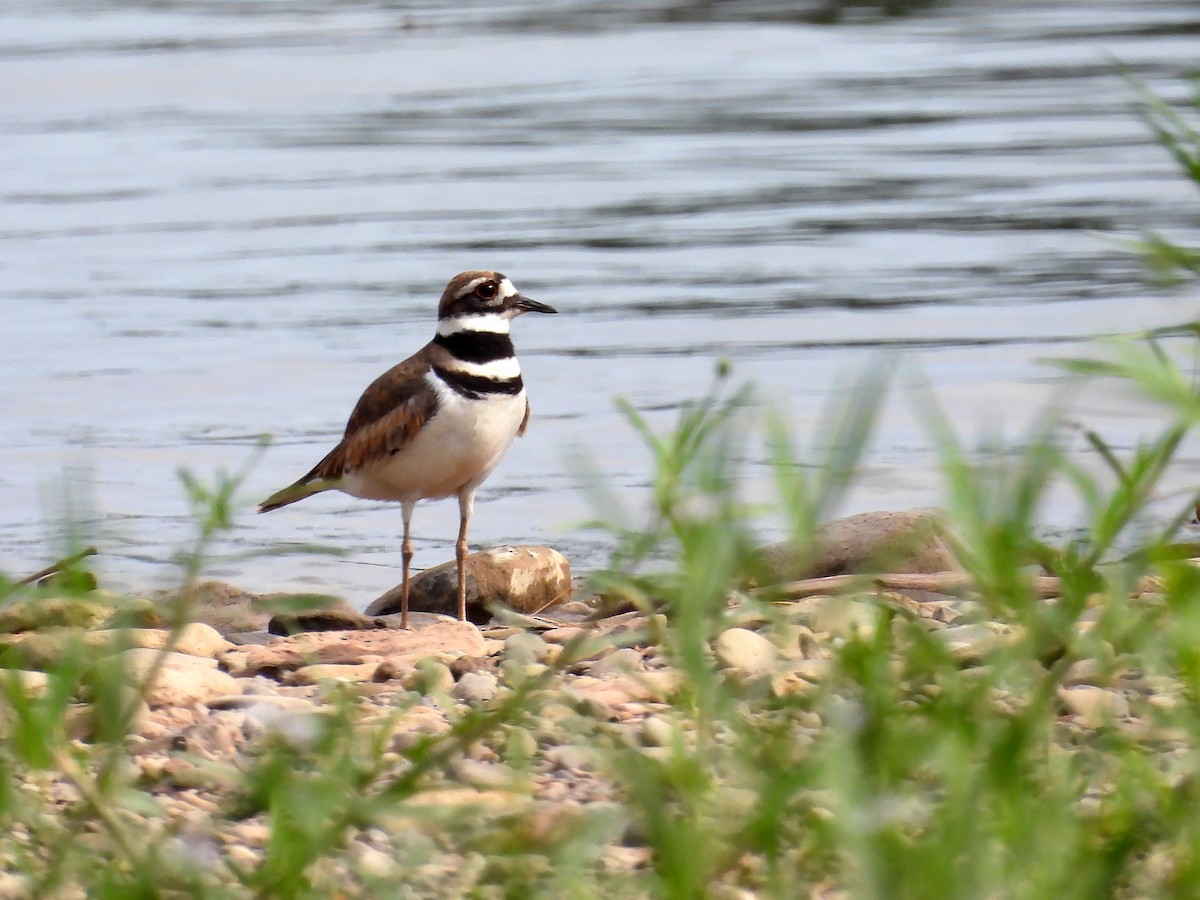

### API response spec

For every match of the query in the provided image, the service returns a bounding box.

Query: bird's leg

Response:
[455,490,475,621]
[400,501,415,630]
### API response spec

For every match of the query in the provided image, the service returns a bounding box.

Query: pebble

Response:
[116,648,241,709]
[588,647,644,678]
[640,715,674,748]
[1058,686,1130,725]
[400,658,456,694]
[503,631,552,666]
[285,662,379,685]
[451,671,499,704]
[713,628,777,675]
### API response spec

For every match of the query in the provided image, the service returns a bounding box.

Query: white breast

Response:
[341,371,527,504]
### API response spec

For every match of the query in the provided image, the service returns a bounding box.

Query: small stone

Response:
[541,625,584,645]
[784,596,878,637]
[116,648,240,708]
[399,658,455,694]
[545,745,595,773]
[84,623,231,659]
[450,759,520,790]
[0,669,49,697]
[285,662,379,685]
[209,694,318,714]
[226,844,261,870]
[771,661,828,699]
[1058,686,1130,726]
[713,628,777,674]
[588,647,643,678]
[452,671,498,704]
[503,632,551,666]
[934,623,1006,663]
[640,716,674,748]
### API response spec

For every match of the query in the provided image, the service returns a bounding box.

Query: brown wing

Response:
[302,351,439,482]
[518,398,531,436]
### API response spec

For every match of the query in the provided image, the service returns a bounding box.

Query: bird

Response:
[258,271,557,629]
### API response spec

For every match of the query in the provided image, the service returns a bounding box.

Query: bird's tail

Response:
[257,479,333,513]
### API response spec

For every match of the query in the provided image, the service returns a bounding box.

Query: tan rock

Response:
[1058,686,1130,726]
[117,648,240,708]
[785,595,878,637]
[713,628,777,675]
[221,618,486,678]
[174,581,270,634]
[366,546,571,620]
[0,669,50,697]
[285,662,380,685]
[764,508,961,581]
[83,623,231,659]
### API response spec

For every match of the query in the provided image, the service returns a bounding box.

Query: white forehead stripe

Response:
[497,278,518,300]
[437,313,511,336]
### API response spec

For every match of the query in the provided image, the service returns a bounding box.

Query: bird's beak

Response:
[513,295,558,315]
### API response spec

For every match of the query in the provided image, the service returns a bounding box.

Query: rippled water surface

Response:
[4,0,1199,600]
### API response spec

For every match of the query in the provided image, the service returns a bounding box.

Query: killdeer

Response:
[258,271,557,629]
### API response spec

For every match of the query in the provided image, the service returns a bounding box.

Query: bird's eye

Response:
[475,282,499,301]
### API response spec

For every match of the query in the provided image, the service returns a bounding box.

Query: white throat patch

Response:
[437,313,512,336]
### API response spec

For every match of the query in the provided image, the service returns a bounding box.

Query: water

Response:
[3,0,1199,602]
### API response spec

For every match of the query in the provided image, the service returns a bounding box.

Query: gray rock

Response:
[452,671,499,704]
[588,647,643,678]
[366,546,571,622]
[503,632,551,666]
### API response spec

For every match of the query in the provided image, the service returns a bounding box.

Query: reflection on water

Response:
[2,0,1198,600]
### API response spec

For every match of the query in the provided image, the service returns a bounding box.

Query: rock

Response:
[208,694,318,714]
[0,594,115,633]
[452,671,499,704]
[588,648,643,678]
[763,508,961,581]
[503,632,552,666]
[640,716,674,748]
[267,597,376,635]
[84,623,232,659]
[713,629,777,675]
[366,546,571,622]
[933,623,1009,664]
[542,625,585,645]
[771,660,828,699]
[221,618,486,678]
[783,595,878,637]
[116,648,241,709]
[0,669,50,697]
[397,658,456,694]
[1058,686,1130,726]
[285,663,379,685]
[0,628,88,669]
[173,581,270,634]
[100,596,169,629]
